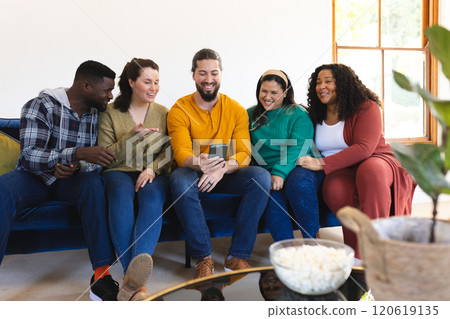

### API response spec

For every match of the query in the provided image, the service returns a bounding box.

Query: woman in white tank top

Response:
[296,64,415,258]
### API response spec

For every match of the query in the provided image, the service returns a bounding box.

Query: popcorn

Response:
[272,245,353,295]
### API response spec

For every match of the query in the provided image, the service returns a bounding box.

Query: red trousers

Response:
[322,157,393,258]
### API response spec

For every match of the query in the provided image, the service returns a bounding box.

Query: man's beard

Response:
[90,98,108,112]
[196,82,220,102]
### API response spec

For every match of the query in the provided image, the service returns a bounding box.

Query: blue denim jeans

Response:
[264,167,325,241]
[0,170,115,269]
[169,166,271,259]
[103,171,169,273]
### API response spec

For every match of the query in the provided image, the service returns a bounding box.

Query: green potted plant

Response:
[338,25,450,301]
[391,25,450,243]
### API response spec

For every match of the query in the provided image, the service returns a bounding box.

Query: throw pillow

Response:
[0,131,20,176]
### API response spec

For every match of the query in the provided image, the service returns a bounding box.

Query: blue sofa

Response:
[0,118,340,264]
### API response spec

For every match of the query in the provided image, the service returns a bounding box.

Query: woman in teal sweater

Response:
[248,69,324,240]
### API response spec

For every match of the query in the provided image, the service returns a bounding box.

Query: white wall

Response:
[0,0,332,118]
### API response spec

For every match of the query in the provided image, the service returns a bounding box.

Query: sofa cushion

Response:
[12,201,80,231]
[6,228,87,255]
[0,131,20,176]
[7,201,87,255]
[0,118,20,139]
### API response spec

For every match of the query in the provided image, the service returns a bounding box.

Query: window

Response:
[333,0,439,143]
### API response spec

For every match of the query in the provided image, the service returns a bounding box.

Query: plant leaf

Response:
[426,25,450,80]
[391,143,450,197]
[416,86,450,125]
[446,127,450,171]
[393,71,413,91]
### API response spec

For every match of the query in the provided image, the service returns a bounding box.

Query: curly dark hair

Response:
[114,58,159,112]
[250,71,296,130]
[306,64,381,125]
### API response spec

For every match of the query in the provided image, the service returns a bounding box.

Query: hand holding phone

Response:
[208,144,228,159]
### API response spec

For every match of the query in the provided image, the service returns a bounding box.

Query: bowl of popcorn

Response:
[269,238,354,295]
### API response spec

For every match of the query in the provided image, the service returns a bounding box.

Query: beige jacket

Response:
[98,102,172,175]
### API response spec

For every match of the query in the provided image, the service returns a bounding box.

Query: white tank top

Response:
[315,120,349,157]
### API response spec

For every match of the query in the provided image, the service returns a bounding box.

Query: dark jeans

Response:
[264,167,324,241]
[169,166,271,259]
[103,171,169,273]
[0,170,115,269]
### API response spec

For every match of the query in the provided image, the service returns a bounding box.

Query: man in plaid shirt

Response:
[0,61,119,301]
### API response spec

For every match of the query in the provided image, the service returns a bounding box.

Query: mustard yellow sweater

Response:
[167,93,251,167]
[98,102,172,175]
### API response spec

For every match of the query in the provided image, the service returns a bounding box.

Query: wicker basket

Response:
[338,206,450,301]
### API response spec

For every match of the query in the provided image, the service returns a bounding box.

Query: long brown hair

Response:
[114,58,159,112]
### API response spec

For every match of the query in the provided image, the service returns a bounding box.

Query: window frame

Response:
[332,0,439,144]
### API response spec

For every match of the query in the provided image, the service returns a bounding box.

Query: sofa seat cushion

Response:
[6,228,87,255]
[12,201,80,231]
[7,201,86,255]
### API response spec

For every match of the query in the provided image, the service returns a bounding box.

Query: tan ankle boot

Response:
[117,253,153,301]
[130,286,150,301]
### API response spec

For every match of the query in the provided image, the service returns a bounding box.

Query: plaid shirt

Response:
[16,91,101,185]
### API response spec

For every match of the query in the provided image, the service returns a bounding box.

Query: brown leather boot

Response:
[194,256,214,279]
[130,286,151,301]
[224,257,251,272]
[118,253,153,301]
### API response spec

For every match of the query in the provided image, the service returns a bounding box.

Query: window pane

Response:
[381,0,422,47]
[337,49,382,98]
[384,50,426,138]
[336,0,378,47]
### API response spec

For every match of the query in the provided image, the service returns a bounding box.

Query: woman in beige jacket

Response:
[98,58,172,301]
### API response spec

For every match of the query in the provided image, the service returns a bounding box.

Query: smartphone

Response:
[209,144,228,159]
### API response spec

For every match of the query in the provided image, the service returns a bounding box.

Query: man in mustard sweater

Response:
[167,49,271,279]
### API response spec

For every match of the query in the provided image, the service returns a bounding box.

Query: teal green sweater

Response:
[247,105,314,180]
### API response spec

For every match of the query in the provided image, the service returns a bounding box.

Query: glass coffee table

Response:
[146,266,366,301]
